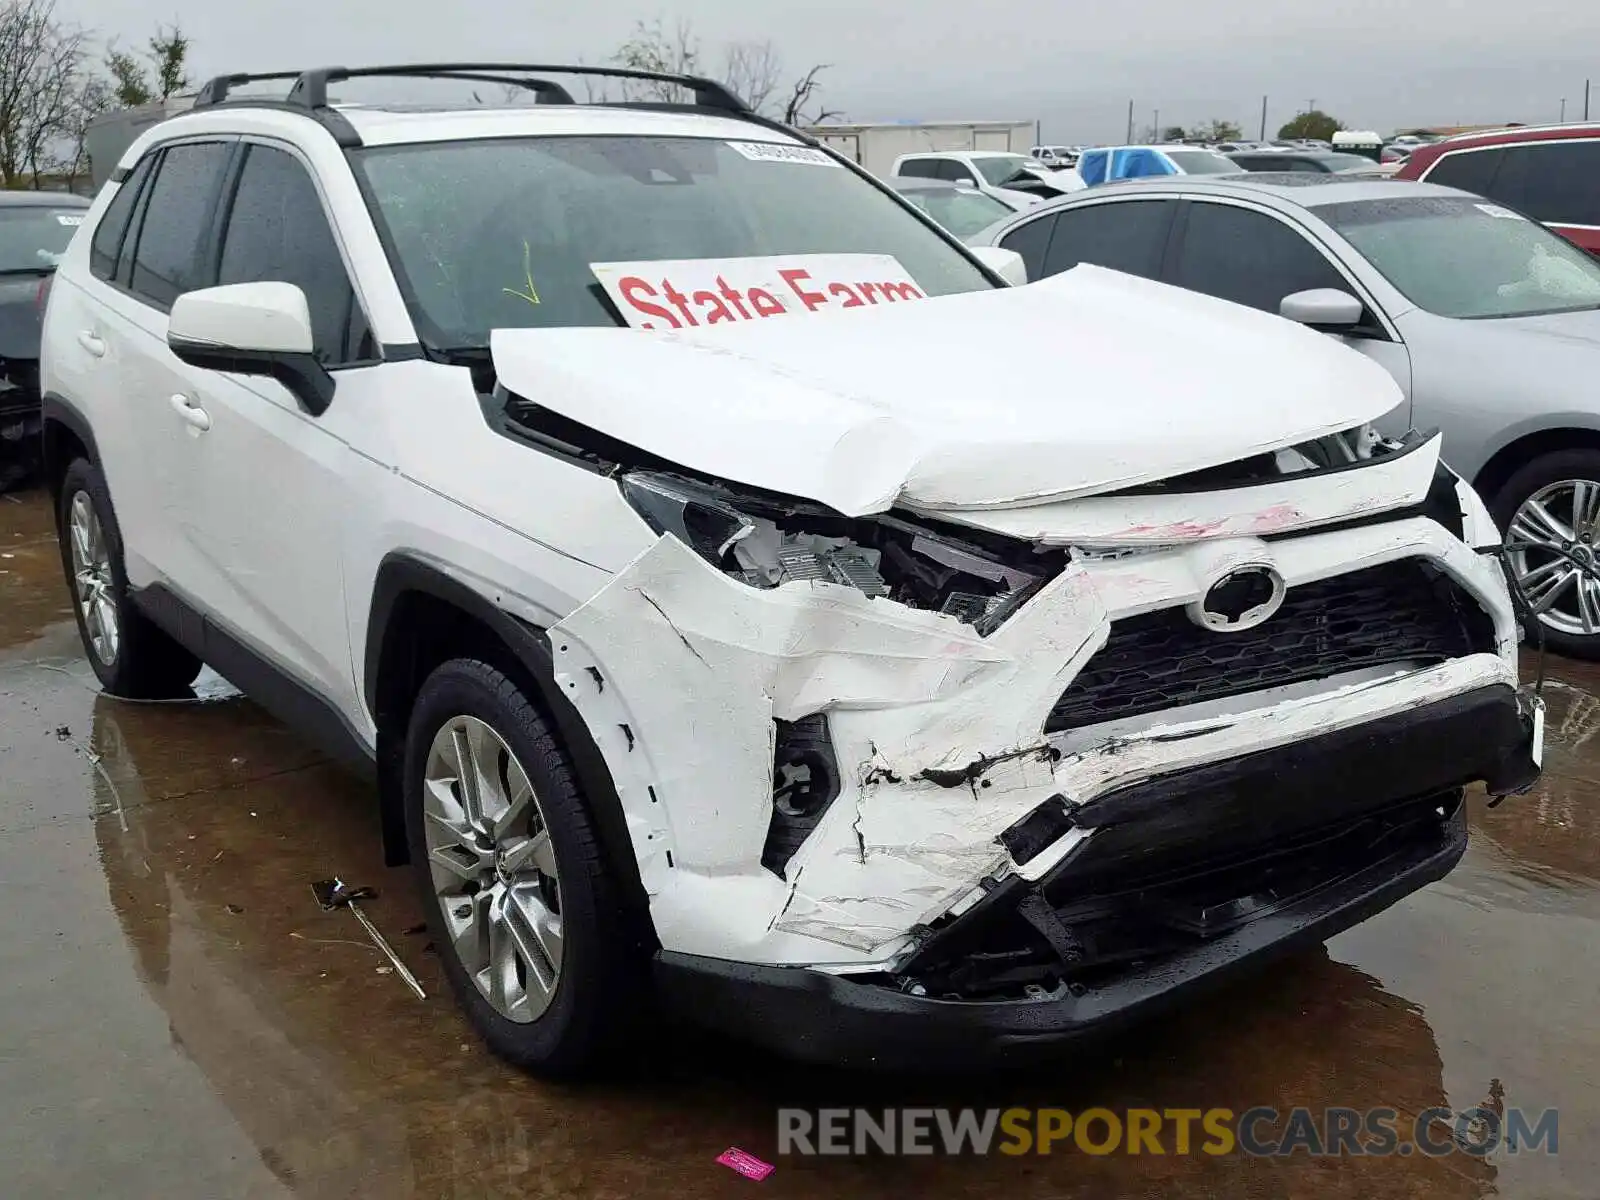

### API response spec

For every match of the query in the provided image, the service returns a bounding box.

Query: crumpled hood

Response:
[489,264,1403,517]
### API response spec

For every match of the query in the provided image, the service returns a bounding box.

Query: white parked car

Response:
[39,62,1542,1076]
[892,150,1082,206]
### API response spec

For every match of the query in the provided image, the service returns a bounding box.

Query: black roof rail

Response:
[192,63,748,114]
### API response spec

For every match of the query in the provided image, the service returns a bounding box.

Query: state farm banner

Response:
[590,254,927,330]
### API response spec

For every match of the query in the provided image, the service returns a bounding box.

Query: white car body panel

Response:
[491,265,1403,517]
[41,98,1533,999]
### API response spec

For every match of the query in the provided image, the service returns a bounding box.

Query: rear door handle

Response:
[169,393,211,432]
[77,331,105,357]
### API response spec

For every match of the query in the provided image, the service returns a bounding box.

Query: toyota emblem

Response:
[1187,564,1286,632]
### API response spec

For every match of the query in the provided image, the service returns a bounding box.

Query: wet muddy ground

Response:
[3,485,1598,1199]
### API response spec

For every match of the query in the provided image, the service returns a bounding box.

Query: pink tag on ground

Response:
[717,1148,775,1180]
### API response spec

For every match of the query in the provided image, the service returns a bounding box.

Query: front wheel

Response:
[1493,448,1600,660]
[402,658,642,1076]
[56,458,202,696]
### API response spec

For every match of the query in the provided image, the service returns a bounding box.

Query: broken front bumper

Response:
[653,683,1537,1069]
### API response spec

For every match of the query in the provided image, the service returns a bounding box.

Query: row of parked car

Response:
[883,122,1600,657]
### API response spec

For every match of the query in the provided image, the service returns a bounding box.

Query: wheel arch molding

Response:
[364,552,657,950]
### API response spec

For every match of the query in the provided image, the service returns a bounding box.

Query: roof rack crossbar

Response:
[280,63,749,113]
[193,71,305,107]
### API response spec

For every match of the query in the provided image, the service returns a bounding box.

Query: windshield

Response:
[353,136,993,349]
[1322,195,1600,318]
[0,205,85,273]
[974,155,1040,186]
[1164,150,1240,175]
[899,187,1014,236]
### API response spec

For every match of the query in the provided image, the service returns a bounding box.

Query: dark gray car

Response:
[974,174,1600,656]
[0,190,91,491]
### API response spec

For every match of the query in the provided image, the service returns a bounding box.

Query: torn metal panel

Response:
[549,513,1520,965]
[925,432,1444,546]
[490,264,1403,517]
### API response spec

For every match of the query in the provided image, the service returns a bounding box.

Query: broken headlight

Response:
[618,471,1053,634]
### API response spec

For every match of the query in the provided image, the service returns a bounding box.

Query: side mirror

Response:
[1279,287,1364,330]
[969,245,1029,286]
[167,282,335,416]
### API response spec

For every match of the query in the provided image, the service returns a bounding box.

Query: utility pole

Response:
[1154,109,1160,141]
[1126,99,1134,142]
[1561,98,1568,121]
[1585,79,1591,120]
[1260,95,1268,140]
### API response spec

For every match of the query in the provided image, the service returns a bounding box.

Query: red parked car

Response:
[1398,124,1600,254]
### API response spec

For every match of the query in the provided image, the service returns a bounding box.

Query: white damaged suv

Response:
[39,64,1542,1074]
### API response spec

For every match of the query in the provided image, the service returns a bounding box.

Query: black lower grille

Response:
[1045,558,1496,733]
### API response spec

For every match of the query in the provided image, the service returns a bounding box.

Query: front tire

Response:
[56,458,202,696]
[1493,448,1600,660]
[402,658,640,1076]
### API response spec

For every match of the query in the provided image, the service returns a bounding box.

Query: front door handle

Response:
[77,331,105,357]
[169,393,211,432]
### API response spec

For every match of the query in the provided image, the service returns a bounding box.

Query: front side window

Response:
[1170,203,1347,311]
[1043,200,1174,280]
[1501,140,1600,227]
[353,135,994,351]
[217,144,374,364]
[1321,194,1600,319]
[128,141,232,308]
[998,214,1057,280]
[1422,147,1503,196]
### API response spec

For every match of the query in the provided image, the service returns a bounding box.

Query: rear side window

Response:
[1499,140,1600,227]
[1042,200,1173,280]
[1422,147,1503,197]
[998,214,1056,280]
[897,159,939,179]
[1170,202,1347,312]
[128,141,232,309]
[216,144,374,364]
[936,160,978,184]
[88,156,155,281]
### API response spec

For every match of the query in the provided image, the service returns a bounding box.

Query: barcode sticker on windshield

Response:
[726,141,841,167]
[55,214,83,226]
[1474,203,1525,221]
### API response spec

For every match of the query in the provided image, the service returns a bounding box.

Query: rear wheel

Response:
[56,458,202,696]
[402,658,640,1076]
[1493,448,1600,660]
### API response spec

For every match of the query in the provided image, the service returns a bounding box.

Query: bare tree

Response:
[59,70,109,189]
[608,18,840,123]
[781,64,841,126]
[0,0,90,187]
[722,40,781,114]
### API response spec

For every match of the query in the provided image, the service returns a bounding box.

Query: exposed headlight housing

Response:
[619,471,1058,634]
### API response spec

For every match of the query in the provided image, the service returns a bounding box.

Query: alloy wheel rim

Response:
[68,490,119,666]
[1506,478,1600,636]
[422,715,563,1023]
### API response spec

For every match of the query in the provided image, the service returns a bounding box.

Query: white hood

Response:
[489,265,1403,518]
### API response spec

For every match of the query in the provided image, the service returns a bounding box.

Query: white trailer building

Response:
[807,120,1039,179]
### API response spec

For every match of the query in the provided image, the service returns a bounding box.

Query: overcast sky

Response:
[70,0,1600,140]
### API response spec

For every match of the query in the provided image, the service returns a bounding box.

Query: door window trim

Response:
[1165,194,1402,342]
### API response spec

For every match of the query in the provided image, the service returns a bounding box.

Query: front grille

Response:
[1045,558,1495,733]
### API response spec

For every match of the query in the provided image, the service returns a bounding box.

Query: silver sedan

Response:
[973,174,1600,657]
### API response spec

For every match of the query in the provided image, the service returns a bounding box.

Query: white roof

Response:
[900,148,1033,159]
